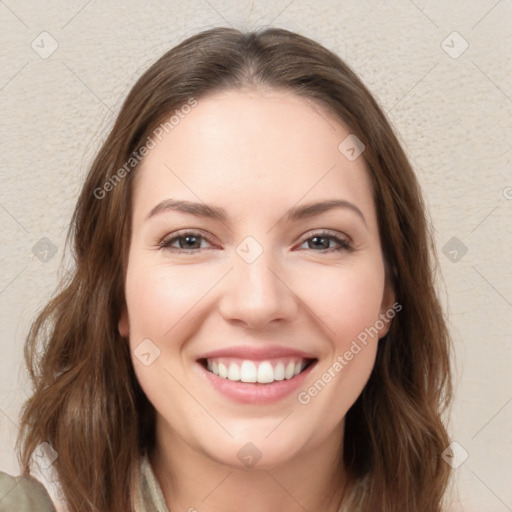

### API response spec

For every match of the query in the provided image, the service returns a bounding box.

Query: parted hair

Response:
[17,27,453,512]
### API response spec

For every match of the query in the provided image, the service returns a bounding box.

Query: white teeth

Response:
[274,362,285,381]
[240,361,257,382]
[205,358,312,384]
[227,363,240,381]
[218,363,228,378]
[257,361,274,383]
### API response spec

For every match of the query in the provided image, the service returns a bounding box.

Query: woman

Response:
[5,26,452,511]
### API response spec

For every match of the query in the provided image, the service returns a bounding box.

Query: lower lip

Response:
[197,361,316,404]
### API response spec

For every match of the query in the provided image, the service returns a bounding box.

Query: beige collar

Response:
[135,454,170,512]
[135,454,352,512]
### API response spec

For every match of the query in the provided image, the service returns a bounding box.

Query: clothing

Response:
[135,455,170,512]
[0,455,169,512]
[1,458,348,511]
[0,471,56,512]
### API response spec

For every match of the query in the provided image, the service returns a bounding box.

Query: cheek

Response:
[293,260,384,416]
[124,262,210,425]
[125,261,215,341]
[304,260,386,347]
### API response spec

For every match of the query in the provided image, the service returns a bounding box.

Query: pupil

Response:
[182,236,198,248]
[311,236,328,249]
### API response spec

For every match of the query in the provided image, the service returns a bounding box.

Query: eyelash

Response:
[158,230,353,254]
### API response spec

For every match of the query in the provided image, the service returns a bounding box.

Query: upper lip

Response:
[197,345,317,361]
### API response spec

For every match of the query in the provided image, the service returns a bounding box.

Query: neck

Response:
[150,422,347,512]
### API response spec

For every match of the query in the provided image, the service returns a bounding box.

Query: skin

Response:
[119,88,395,512]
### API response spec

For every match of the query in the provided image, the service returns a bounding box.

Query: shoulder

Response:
[0,471,56,512]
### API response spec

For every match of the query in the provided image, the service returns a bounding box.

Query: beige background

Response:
[1,1,511,510]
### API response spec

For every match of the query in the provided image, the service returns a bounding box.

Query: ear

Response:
[118,305,130,338]
[377,271,397,339]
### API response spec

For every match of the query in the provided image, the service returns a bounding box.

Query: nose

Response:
[217,243,299,330]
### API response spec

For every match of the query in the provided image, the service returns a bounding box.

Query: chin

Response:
[198,426,312,470]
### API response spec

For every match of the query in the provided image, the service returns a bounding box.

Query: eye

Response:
[159,230,215,252]
[158,229,352,254]
[297,231,352,253]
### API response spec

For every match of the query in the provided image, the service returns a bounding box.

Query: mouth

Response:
[195,345,319,404]
[199,357,317,385]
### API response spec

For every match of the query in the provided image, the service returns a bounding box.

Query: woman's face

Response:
[119,88,395,469]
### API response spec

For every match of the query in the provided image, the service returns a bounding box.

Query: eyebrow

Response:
[145,198,367,226]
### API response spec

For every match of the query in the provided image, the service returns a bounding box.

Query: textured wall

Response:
[1,1,511,510]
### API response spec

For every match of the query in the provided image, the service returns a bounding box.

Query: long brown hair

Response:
[17,27,453,511]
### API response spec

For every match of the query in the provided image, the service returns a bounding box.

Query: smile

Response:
[202,357,316,384]
[196,345,318,404]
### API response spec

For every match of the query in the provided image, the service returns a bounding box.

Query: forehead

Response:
[133,88,375,225]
